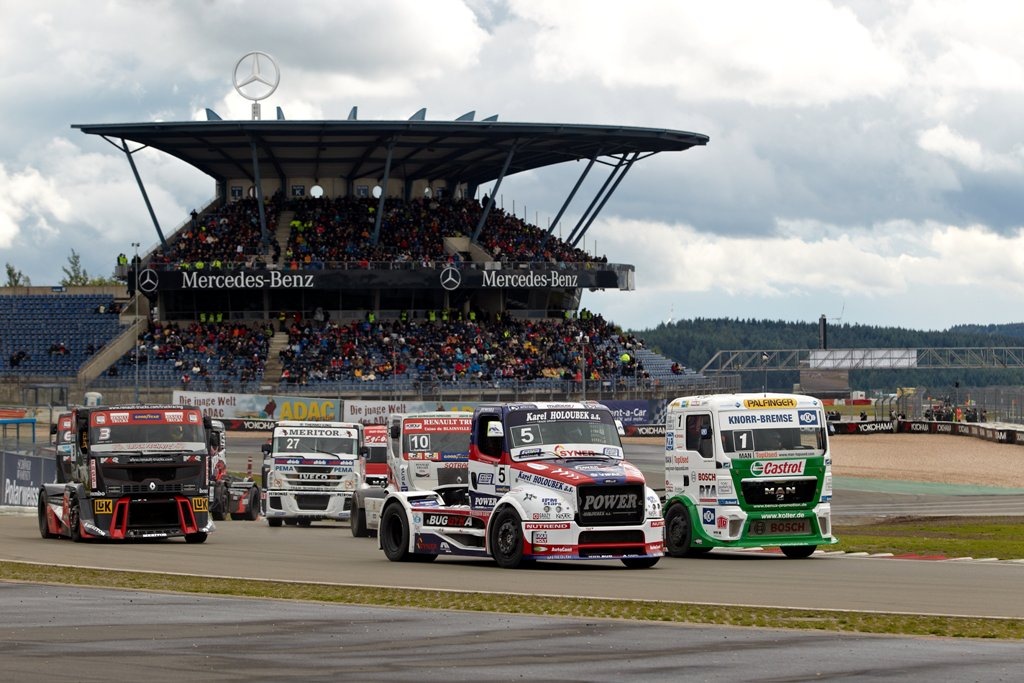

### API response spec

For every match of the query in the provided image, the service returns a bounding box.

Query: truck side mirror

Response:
[614,419,625,436]
[203,415,213,430]
[359,445,369,459]
[390,424,401,439]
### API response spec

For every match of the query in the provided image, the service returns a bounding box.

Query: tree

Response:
[59,249,119,286]
[4,263,31,287]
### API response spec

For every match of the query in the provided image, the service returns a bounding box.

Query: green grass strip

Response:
[1,560,1021,640]
[833,517,1024,559]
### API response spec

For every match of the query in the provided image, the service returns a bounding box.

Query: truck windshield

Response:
[403,432,469,460]
[273,435,358,457]
[721,425,827,454]
[505,409,623,461]
[89,422,206,450]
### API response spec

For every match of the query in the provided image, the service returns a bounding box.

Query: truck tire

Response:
[38,494,55,539]
[621,557,659,569]
[267,518,283,527]
[490,507,526,569]
[350,499,370,538]
[781,545,817,559]
[212,483,227,521]
[380,504,412,562]
[185,532,208,544]
[244,489,260,521]
[664,503,695,557]
[69,495,83,543]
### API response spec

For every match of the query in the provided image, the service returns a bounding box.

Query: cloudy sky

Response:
[2,0,1023,332]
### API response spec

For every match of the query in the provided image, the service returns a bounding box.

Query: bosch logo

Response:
[439,267,462,291]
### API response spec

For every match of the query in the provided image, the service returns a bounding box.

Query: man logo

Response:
[439,266,461,291]
[138,269,159,294]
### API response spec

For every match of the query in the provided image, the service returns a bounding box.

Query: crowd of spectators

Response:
[145,194,605,273]
[149,197,279,271]
[274,309,646,388]
[113,320,272,390]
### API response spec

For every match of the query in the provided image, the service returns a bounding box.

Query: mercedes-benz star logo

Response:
[439,266,462,291]
[233,51,280,101]
[138,269,159,294]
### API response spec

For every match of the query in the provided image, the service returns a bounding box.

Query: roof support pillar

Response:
[249,137,270,246]
[567,152,638,248]
[371,139,396,245]
[472,142,517,243]
[542,153,598,249]
[112,137,168,250]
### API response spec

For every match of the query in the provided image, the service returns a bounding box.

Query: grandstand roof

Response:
[72,119,708,187]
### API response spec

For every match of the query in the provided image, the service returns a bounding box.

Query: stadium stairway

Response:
[271,210,293,262]
[262,330,289,387]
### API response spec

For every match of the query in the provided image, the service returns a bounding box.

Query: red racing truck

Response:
[38,405,214,543]
[377,401,664,568]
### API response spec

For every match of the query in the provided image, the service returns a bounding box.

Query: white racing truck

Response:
[350,411,473,537]
[662,393,836,558]
[377,401,664,568]
[261,420,365,527]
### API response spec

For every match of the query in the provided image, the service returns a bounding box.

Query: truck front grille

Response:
[740,478,818,506]
[576,484,645,526]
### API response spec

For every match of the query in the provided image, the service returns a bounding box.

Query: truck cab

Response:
[662,393,836,558]
[358,423,389,490]
[377,401,663,569]
[351,411,473,537]
[206,419,260,521]
[262,420,364,527]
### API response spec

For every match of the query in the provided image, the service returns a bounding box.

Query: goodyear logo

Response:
[743,398,797,409]
[192,497,209,512]
[93,499,113,515]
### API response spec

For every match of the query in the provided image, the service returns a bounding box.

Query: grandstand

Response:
[0,109,741,406]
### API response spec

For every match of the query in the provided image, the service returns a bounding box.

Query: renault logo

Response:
[148,481,157,492]
[138,269,159,294]
[439,267,461,291]
[233,51,280,101]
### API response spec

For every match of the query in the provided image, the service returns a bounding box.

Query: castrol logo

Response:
[750,460,805,477]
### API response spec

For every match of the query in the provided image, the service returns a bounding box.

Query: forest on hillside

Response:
[630,318,1024,393]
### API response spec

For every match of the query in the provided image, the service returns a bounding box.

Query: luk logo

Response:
[702,507,714,524]
[440,267,461,291]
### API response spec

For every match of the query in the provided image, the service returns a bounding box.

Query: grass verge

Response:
[1,560,1022,640]
[832,516,1024,559]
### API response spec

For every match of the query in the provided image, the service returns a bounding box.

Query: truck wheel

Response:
[267,518,283,527]
[69,496,83,543]
[244,489,260,521]
[664,503,695,557]
[621,557,659,569]
[380,504,412,562]
[350,500,369,538]
[185,532,208,544]
[781,545,817,559]
[38,495,55,539]
[490,507,525,569]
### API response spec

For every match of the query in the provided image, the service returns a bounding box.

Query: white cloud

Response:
[917,124,1021,172]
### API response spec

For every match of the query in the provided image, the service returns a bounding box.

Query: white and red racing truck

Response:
[377,402,664,568]
[351,411,472,537]
[261,420,364,526]
[206,419,261,521]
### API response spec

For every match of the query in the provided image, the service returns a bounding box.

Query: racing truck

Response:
[350,411,473,537]
[206,419,261,521]
[261,420,365,527]
[38,404,214,543]
[662,393,837,559]
[377,401,664,568]
[357,423,390,490]
[50,412,74,483]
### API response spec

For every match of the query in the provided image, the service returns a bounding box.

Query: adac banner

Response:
[3,452,57,508]
[173,390,340,422]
